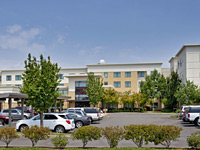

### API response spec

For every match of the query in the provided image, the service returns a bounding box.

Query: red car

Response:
[15,106,38,116]
[0,115,9,125]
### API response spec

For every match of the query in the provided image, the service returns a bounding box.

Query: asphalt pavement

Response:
[0,112,199,148]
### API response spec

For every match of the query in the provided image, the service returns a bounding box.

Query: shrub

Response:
[21,125,51,147]
[72,126,102,148]
[0,127,19,148]
[102,126,124,148]
[150,125,182,148]
[51,134,69,149]
[123,124,151,147]
[187,132,200,149]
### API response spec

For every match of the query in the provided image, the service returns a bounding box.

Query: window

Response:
[138,71,145,77]
[44,115,58,120]
[138,81,141,88]
[125,72,131,77]
[125,81,131,87]
[0,75,1,81]
[58,90,68,95]
[114,72,121,78]
[75,81,87,87]
[12,110,17,113]
[151,71,154,75]
[151,103,158,108]
[58,83,64,86]
[15,84,21,87]
[15,75,21,81]
[6,75,12,81]
[59,74,64,79]
[104,82,108,85]
[3,110,9,113]
[104,72,108,78]
[114,81,121,88]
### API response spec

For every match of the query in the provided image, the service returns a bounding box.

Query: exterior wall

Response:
[169,57,178,73]
[1,70,24,86]
[96,71,138,93]
[177,48,187,84]
[161,68,170,77]
[186,47,200,87]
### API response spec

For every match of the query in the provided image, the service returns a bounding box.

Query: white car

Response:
[16,113,75,133]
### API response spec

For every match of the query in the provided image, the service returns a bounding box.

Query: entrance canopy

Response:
[0,93,28,126]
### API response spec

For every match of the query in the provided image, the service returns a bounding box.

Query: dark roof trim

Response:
[0,93,28,99]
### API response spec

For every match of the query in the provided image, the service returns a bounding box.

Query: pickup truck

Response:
[185,106,200,126]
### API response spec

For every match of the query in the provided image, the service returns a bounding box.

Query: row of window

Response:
[2,74,64,82]
[104,71,145,78]
[5,75,21,81]
[104,81,132,88]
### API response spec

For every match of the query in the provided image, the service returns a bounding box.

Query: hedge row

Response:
[0,125,193,149]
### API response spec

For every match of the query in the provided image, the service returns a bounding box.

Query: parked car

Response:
[63,109,87,117]
[66,107,101,122]
[16,113,75,133]
[185,106,200,126]
[15,106,38,116]
[62,113,91,128]
[179,106,189,118]
[0,109,31,120]
[0,115,12,125]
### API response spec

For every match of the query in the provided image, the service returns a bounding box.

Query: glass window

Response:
[138,81,141,88]
[59,74,64,79]
[114,81,121,88]
[104,72,108,78]
[58,90,68,96]
[58,83,64,86]
[15,84,21,87]
[104,82,108,85]
[12,110,17,113]
[44,115,58,120]
[114,72,121,78]
[125,81,131,87]
[151,71,154,75]
[6,75,12,81]
[15,75,21,81]
[3,110,9,113]
[75,81,87,87]
[138,71,145,77]
[125,72,131,77]
[59,115,68,119]
[0,75,1,81]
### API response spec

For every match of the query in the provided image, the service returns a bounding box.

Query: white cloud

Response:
[0,24,45,54]
[6,24,22,33]
[57,35,64,43]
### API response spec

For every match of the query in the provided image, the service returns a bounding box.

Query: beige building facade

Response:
[0,60,170,110]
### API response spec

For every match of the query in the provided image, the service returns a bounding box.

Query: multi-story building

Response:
[0,60,170,110]
[169,44,200,87]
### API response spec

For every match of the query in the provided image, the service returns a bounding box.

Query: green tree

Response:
[164,72,181,109]
[120,91,134,110]
[102,88,120,108]
[175,80,200,105]
[21,53,61,126]
[86,72,104,106]
[132,92,150,111]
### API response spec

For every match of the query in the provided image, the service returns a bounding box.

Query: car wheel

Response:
[55,125,65,133]
[76,121,83,128]
[0,119,4,126]
[19,124,27,132]
[194,118,200,126]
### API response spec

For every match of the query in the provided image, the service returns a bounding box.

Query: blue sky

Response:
[0,0,200,69]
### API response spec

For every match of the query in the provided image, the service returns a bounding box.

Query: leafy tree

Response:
[21,53,61,126]
[72,126,102,148]
[0,127,19,148]
[102,88,120,108]
[22,125,51,147]
[120,91,134,110]
[132,92,150,111]
[175,80,200,105]
[102,126,124,148]
[164,72,181,109]
[86,72,104,106]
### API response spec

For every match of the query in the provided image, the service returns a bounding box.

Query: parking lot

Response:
[1,112,200,148]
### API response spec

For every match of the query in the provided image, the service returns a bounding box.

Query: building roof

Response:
[169,57,177,63]
[87,62,163,67]
[175,44,200,57]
